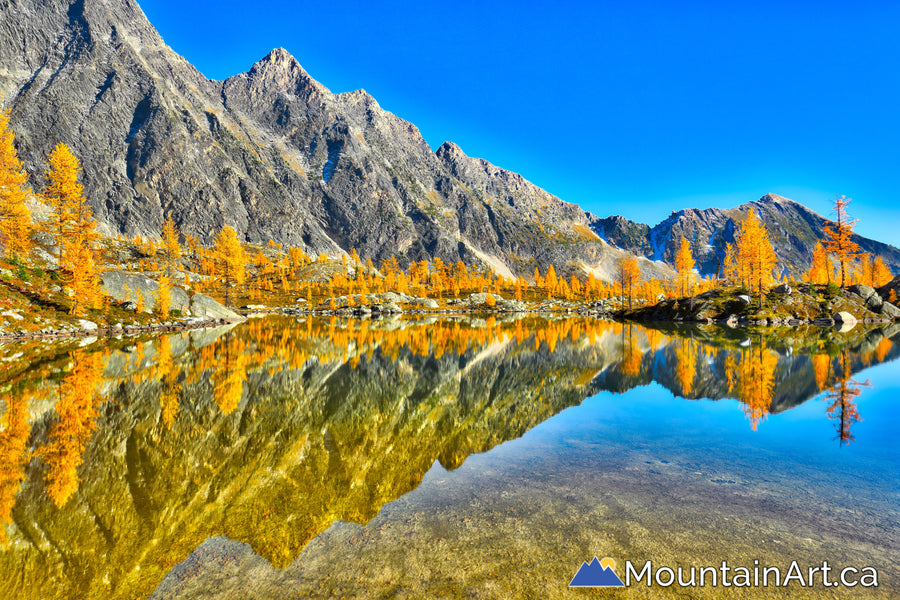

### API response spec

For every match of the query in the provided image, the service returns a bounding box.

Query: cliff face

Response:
[1,0,673,280]
[595,194,900,277]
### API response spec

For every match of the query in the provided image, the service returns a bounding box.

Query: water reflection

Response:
[0,317,896,598]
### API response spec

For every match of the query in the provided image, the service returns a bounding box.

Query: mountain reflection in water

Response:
[0,316,896,599]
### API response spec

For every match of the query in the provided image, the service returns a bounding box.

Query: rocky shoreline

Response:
[0,317,244,342]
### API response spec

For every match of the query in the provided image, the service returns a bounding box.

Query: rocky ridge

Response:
[0,0,671,281]
[595,193,900,278]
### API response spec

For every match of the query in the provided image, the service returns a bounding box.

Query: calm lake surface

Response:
[0,316,896,598]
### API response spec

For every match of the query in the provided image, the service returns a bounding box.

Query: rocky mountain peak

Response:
[240,47,328,97]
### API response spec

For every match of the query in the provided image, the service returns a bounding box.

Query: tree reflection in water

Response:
[0,316,894,599]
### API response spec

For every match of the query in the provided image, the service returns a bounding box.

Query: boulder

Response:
[772,283,792,294]
[866,294,884,311]
[76,319,98,330]
[189,294,242,320]
[737,295,751,306]
[411,297,439,309]
[879,301,900,319]
[101,270,190,314]
[833,311,858,326]
[848,284,877,300]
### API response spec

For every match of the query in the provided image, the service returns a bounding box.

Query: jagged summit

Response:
[239,47,329,94]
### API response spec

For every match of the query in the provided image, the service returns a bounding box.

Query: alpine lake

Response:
[0,314,896,599]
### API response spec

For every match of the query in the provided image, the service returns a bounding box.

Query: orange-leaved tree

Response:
[821,195,862,289]
[213,225,245,307]
[43,143,82,264]
[806,241,829,284]
[617,255,641,310]
[161,214,181,277]
[155,274,172,317]
[674,236,694,297]
[0,107,32,260]
[735,209,777,307]
[44,144,102,314]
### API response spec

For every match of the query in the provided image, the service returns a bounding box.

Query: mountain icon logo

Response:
[569,556,626,587]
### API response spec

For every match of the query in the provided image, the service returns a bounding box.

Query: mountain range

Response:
[1,0,898,279]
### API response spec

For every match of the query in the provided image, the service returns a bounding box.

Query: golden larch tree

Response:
[824,351,869,445]
[37,351,106,507]
[43,144,101,314]
[871,256,892,288]
[735,342,778,431]
[155,274,172,317]
[0,107,32,260]
[806,241,829,284]
[735,209,777,307]
[674,236,694,297]
[822,195,862,288]
[616,255,641,310]
[213,225,246,307]
[161,214,181,277]
[43,143,82,264]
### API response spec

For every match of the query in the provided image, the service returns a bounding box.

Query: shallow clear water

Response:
[0,317,896,598]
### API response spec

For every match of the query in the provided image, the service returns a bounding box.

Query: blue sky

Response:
[139,0,900,245]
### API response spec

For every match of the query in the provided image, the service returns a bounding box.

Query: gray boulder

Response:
[849,284,877,300]
[737,295,751,305]
[101,270,190,314]
[772,283,792,294]
[866,294,884,311]
[190,294,242,320]
[879,301,900,318]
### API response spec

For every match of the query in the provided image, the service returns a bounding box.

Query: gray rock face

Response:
[0,0,671,282]
[100,270,190,314]
[596,194,900,278]
[189,293,242,320]
[879,301,900,318]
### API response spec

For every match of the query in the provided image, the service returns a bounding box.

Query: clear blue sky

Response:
[139,0,900,246]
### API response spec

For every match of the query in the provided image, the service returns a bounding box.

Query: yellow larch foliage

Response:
[735,342,778,431]
[213,225,246,307]
[42,143,83,263]
[824,352,869,445]
[735,209,777,305]
[155,274,172,317]
[161,214,181,276]
[822,196,863,288]
[617,255,641,309]
[674,236,694,298]
[0,107,32,260]
[37,351,106,507]
[806,241,829,284]
[43,144,102,315]
[0,390,31,542]
[674,337,697,396]
[813,353,831,391]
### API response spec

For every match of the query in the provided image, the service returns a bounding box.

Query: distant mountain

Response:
[0,0,674,281]
[594,193,900,277]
